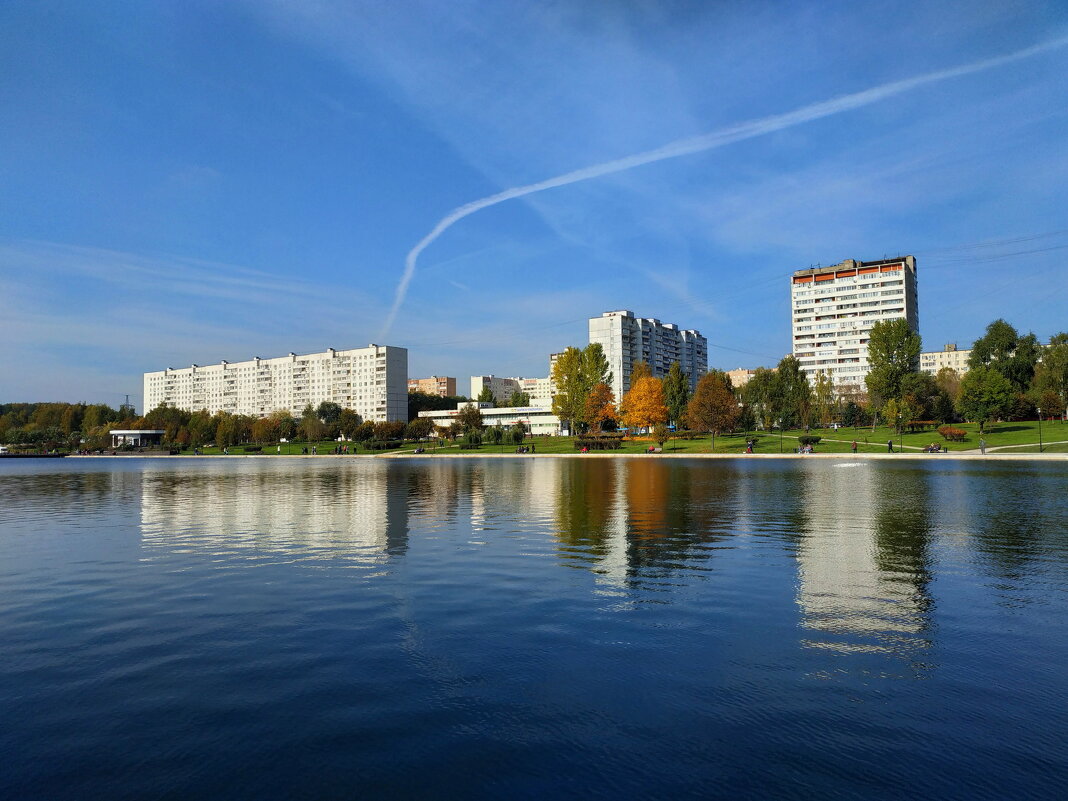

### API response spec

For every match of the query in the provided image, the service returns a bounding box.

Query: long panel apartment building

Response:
[589,310,708,401]
[144,345,408,421]
[790,256,918,389]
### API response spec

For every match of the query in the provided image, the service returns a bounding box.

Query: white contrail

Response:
[378,35,1068,339]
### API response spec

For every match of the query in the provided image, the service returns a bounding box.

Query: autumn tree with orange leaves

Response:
[583,382,617,433]
[620,376,668,432]
[685,371,739,450]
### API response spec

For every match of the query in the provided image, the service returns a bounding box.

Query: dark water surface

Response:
[2,457,1067,799]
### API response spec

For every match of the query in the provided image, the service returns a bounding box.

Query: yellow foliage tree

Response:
[620,376,668,432]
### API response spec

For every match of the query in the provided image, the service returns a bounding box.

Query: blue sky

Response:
[2,0,1066,408]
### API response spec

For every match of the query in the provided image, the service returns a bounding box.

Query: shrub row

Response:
[938,426,968,442]
[575,436,623,450]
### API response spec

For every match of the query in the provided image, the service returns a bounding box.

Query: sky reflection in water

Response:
[1,457,1067,799]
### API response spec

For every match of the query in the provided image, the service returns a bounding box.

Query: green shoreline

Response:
[68,452,1068,461]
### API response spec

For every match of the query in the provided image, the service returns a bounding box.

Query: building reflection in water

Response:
[140,461,410,565]
[794,461,934,666]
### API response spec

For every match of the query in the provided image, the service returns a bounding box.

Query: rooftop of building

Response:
[791,255,915,278]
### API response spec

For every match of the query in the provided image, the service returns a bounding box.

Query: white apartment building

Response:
[920,344,971,376]
[791,256,918,390]
[470,375,552,406]
[588,310,708,401]
[144,345,408,421]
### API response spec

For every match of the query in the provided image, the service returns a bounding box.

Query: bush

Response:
[243,445,262,453]
[797,435,821,447]
[905,420,937,433]
[938,425,968,442]
[575,434,624,450]
[462,432,482,449]
[362,439,403,451]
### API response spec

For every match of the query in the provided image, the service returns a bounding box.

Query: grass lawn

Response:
[175,419,1066,457]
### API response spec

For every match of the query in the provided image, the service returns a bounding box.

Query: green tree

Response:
[477,385,495,404]
[299,404,325,441]
[968,319,1041,392]
[456,403,484,433]
[742,368,778,431]
[1030,332,1068,417]
[774,356,813,429]
[486,422,505,445]
[900,372,947,422]
[187,410,215,446]
[663,362,690,428]
[405,417,436,440]
[581,343,612,394]
[507,390,531,407]
[338,408,363,439]
[373,420,406,441]
[652,423,670,448]
[957,366,1015,433]
[406,391,468,421]
[935,366,962,404]
[685,371,739,451]
[551,347,585,433]
[812,370,835,428]
[509,422,526,446]
[864,318,921,406]
[316,401,342,425]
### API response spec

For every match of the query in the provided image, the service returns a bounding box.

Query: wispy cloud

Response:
[378,34,1068,339]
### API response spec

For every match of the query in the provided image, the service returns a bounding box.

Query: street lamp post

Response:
[778,419,783,453]
[897,414,903,453]
[1038,408,1043,453]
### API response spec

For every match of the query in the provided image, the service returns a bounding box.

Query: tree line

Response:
[862,318,1067,433]
[0,400,437,450]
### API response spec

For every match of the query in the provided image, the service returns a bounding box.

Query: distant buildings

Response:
[143,345,408,422]
[791,256,918,390]
[726,368,761,388]
[408,376,457,397]
[920,344,971,376]
[470,375,553,407]
[588,310,708,401]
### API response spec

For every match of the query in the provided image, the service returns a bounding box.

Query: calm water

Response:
[2,457,1067,799]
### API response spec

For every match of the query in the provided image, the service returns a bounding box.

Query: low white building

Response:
[144,345,408,421]
[419,402,562,436]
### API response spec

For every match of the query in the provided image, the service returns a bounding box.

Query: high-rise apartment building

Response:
[790,256,918,390]
[408,376,457,397]
[144,345,408,421]
[588,310,708,400]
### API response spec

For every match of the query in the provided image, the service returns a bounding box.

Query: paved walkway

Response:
[986,439,1068,452]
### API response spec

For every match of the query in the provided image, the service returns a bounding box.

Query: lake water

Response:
[2,456,1067,799]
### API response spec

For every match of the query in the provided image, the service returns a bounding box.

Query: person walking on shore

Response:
[887,439,894,453]
[980,437,987,455]
[851,440,857,454]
